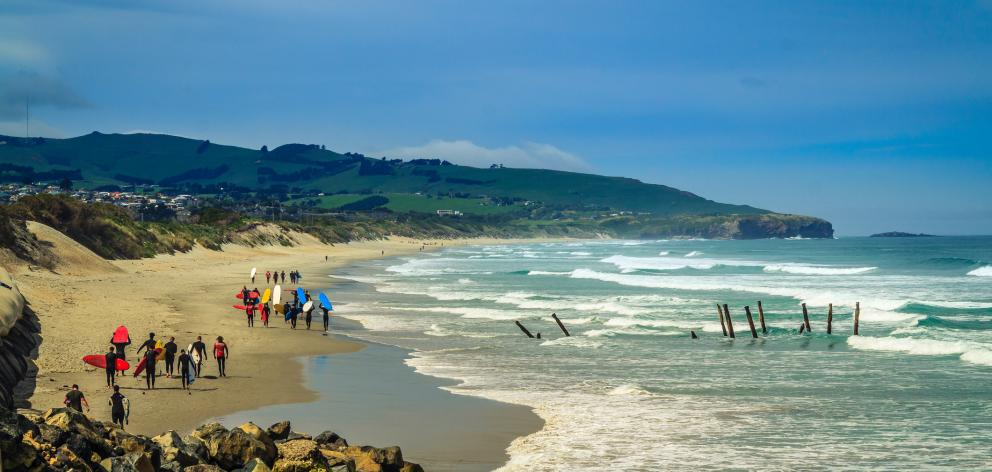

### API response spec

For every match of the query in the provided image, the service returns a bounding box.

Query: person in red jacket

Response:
[213,336,229,377]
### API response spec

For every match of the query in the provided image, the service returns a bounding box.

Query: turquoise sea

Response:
[334,237,990,470]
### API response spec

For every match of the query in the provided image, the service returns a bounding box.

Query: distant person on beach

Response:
[251,271,256,284]
[260,302,270,327]
[164,337,177,378]
[246,303,255,327]
[325,255,328,261]
[292,290,299,308]
[265,270,271,284]
[104,346,118,387]
[281,270,286,283]
[109,385,127,428]
[283,301,291,324]
[64,384,89,413]
[241,286,250,301]
[110,331,131,366]
[213,336,229,377]
[142,347,157,389]
[178,348,192,391]
[290,305,299,329]
[304,303,313,330]
[321,305,330,331]
[191,336,206,377]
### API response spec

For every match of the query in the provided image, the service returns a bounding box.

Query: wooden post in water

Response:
[801,303,811,332]
[799,323,806,334]
[854,302,860,335]
[716,304,728,337]
[757,301,767,334]
[515,321,535,338]
[826,303,833,334]
[744,306,758,339]
[551,313,571,337]
[722,304,736,339]
[690,330,699,339]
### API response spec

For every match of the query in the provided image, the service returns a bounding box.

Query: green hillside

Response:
[0,132,762,216]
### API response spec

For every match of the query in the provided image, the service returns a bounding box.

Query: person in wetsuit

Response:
[321,305,331,331]
[64,384,89,413]
[304,302,314,330]
[142,347,158,389]
[105,346,118,387]
[280,271,286,283]
[178,348,192,391]
[191,336,207,377]
[109,385,127,428]
[213,336,229,377]
[260,302,270,327]
[135,332,157,357]
[290,305,299,329]
[246,303,255,327]
[110,331,131,369]
[241,286,250,302]
[164,337,177,378]
[265,271,271,284]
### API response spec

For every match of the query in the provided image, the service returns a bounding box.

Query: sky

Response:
[1,0,990,235]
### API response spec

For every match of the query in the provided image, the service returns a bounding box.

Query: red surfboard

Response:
[83,355,129,371]
[235,292,260,299]
[233,304,247,310]
[132,348,163,377]
[112,326,129,344]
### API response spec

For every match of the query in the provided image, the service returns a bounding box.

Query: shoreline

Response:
[11,225,551,451]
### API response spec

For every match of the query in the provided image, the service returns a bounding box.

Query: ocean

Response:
[331,237,991,470]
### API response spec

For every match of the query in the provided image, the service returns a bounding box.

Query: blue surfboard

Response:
[296,287,306,305]
[319,292,333,311]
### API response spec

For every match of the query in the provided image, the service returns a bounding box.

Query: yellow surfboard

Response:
[261,288,272,304]
[274,303,284,314]
[154,340,166,360]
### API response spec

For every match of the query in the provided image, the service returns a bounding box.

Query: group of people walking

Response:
[240,285,331,331]
[256,269,303,285]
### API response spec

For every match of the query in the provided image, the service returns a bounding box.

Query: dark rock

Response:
[182,433,209,462]
[64,432,94,462]
[38,422,68,446]
[273,439,329,472]
[314,431,348,448]
[99,452,155,472]
[286,431,312,441]
[267,420,291,440]
[243,457,273,472]
[399,463,425,472]
[191,422,228,442]
[184,464,226,472]
[152,430,199,467]
[53,444,92,471]
[1,441,38,471]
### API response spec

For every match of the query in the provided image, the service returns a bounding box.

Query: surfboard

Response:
[123,396,130,424]
[186,343,201,365]
[235,291,260,300]
[273,285,282,305]
[155,341,166,360]
[303,300,313,312]
[250,267,257,279]
[261,288,271,304]
[319,292,333,311]
[284,307,293,321]
[112,326,129,344]
[82,355,129,371]
[296,287,306,304]
[233,304,247,310]
[132,347,163,376]
[187,369,195,385]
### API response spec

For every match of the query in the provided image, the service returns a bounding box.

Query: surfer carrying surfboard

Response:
[191,336,207,377]
[178,348,193,391]
[105,346,119,387]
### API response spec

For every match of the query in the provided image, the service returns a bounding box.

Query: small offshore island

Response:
[869,231,939,238]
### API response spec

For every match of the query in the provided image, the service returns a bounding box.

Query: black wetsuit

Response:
[104,351,118,386]
[178,353,191,389]
[110,335,131,365]
[290,307,298,329]
[305,307,313,330]
[164,341,177,376]
[143,350,157,389]
[110,392,126,427]
[191,341,206,377]
[321,307,330,331]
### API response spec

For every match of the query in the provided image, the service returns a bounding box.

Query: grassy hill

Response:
[0,132,834,238]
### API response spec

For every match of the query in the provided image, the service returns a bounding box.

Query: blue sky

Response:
[1,0,990,235]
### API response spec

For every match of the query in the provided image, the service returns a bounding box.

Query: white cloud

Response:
[0,39,52,70]
[377,139,591,172]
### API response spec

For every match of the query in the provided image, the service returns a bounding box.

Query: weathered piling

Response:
[801,303,811,332]
[826,303,833,334]
[551,313,571,337]
[722,304,736,339]
[799,323,806,334]
[854,302,861,335]
[744,306,758,338]
[690,330,699,339]
[757,300,767,334]
[515,320,535,338]
[716,304,728,336]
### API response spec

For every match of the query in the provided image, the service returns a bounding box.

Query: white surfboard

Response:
[186,343,200,364]
[273,284,282,305]
[250,267,257,279]
[303,300,313,311]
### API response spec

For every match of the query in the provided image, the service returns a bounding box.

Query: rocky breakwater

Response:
[2,408,425,472]
[0,266,41,409]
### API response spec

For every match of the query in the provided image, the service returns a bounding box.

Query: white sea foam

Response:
[848,336,992,366]
[657,251,670,256]
[607,384,655,396]
[685,251,703,257]
[528,270,571,276]
[763,264,877,275]
[967,266,992,277]
[539,336,603,348]
[570,251,592,256]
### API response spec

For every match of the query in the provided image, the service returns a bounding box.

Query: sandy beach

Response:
[7,222,542,467]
